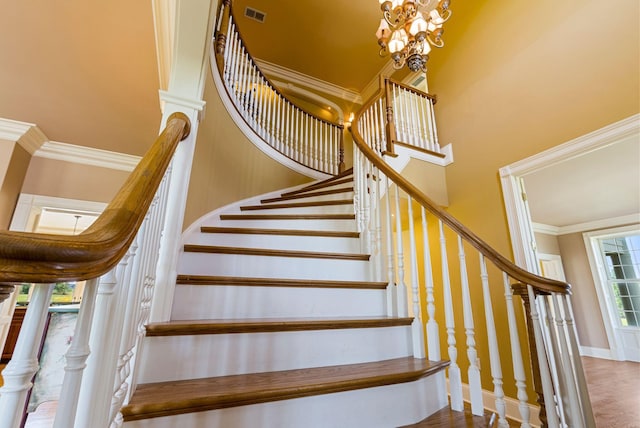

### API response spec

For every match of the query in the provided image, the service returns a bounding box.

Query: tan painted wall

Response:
[21,157,129,203]
[183,69,314,229]
[421,0,639,399]
[535,232,560,255]
[0,144,31,230]
[557,232,609,349]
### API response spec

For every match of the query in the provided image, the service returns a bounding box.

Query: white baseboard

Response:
[448,380,541,427]
[579,346,613,360]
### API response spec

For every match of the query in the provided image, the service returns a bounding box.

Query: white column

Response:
[0,284,54,428]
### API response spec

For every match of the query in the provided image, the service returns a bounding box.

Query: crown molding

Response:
[255,59,363,105]
[361,59,397,101]
[35,141,141,172]
[0,118,48,154]
[501,113,640,177]
[533,214,640,236]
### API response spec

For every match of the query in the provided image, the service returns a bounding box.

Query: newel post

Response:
[214,0,232,74]
[382,76,396,156]
[513,284,548,428]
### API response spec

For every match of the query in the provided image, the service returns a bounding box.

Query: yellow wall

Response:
[404,0,639,402]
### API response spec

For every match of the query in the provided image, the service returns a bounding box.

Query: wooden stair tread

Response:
[183,245,369,260]
[281,176,353,197]
[400,402,518,427]
[121,357,449,421]
[219,213,355,220]
[199,226,359,238]
[240,199,352,211]
[175,275,387,289]
[261,186,353,204]
[146,316,414,336]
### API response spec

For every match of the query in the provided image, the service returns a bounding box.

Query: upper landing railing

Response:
[213,0,345,176]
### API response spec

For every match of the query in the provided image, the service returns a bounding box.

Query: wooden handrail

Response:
[386,77,438,104]
[350,90,570,295]
[0,112,191,286]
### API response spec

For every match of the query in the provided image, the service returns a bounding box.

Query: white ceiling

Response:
[524,133,640,229]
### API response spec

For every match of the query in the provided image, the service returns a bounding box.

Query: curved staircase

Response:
[121,169,449,427]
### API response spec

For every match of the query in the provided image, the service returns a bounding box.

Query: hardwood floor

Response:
[582,356,640,428]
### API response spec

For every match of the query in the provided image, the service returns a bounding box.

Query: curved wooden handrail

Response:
[0,112,191,285]
[350,90,570,295]
[387,77,437,103]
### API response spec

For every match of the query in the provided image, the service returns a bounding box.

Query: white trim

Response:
[500,114,640,178]
[579,346,614,360]
[210,46,330,181]
[450,381,541,427]
[271,79,345,124]
[532,222,561,236]
[0,118,48,154]
[255,58,363,104]
[159,89,207,117]
[34,141,141,172]
[500,113,640,271]
[151,0,177,91]
[583,224,640,362]
[533,214,640,236]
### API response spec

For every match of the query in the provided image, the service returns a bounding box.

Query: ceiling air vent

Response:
[244,7,266,23]
[412,75,426,87]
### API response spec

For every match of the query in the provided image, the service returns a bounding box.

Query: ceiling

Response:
[0,1,637,231]
[0,1,162,157]
[524,134,640,229]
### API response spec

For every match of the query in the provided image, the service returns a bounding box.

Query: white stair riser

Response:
[171,285,387,320]
[284,180,353,196]
[239,203,353,215]
[262,190,354,205]
[137,326,413,383]
[123,372,448,428]
[215,218,358,231]
[185,233,361,253]
[179,253,372,281]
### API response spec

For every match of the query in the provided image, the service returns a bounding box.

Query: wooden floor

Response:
[2,357,639,427]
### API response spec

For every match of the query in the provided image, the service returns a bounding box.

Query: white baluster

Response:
[562,295,596,427]
[479,256,508,427]
[373,167,384,282]
[425,96,435,152]
[394,184,408,317]
[384,175,397,316]
[540,295,568,427]
[457,236,484,415]
[439,220,463,411]
[421,207,440,361]
[409,90,419,148]
[419,95,429,150]
[0,284,55,428]
[526,285,561,428]
[75,259,130,428]
[428,96,441,153]
[551,293,583,427]
[502,274,532,427]
[53,278,100,428]
[407,196,425,358]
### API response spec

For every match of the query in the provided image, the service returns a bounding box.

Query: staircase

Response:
[121,169,450,427]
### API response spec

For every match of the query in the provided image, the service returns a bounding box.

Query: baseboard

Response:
[579,346,613,360]
[448,380,541,427]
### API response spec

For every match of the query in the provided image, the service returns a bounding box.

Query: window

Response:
[598,233,640,327]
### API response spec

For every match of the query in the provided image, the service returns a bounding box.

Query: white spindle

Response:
[0,284,55,428]
[457,236,484,415]
[439,220,463,411]
[551,294,583,427]
[527,285,561,428]
[407,196,425,358]
[394,184,408,317]
[425,96,435,152]
[502,274,532,427]
[53,278,100,428]
[421,207,440,361]
[384,175,397,316]
[428,96,441,153]
[562,295,596,427]
[479,256,508,427]
[409,90,419,147]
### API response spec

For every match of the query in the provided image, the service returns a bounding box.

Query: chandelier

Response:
[376,0,452,72]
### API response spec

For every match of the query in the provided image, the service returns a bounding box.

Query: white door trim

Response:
[498,114,639,355]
